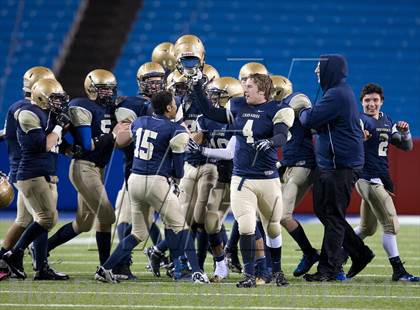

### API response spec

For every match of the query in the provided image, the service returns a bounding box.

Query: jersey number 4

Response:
[242,119,254,144]
[134,128,158,160]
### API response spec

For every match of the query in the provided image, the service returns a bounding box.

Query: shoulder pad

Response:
[18,110,41,133]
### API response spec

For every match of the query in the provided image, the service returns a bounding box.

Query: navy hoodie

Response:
[299,54,364,170]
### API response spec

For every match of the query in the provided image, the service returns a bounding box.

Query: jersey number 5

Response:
[134,128,158,160]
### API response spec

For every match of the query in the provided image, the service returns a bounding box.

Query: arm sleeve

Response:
[299,90,341,129]
[192,82,229,123]
[172,153,185,179]
[270,123,289,147]
[74,126,93,151]
[202,136,236,160]
[390,131,413,151]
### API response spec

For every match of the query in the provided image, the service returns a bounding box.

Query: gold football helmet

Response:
[0,172,14,209]
[31,78,69,112]
[84,69,117,106]
[23,66,55,94]
[166,70,189,97]
[203,64,220,83]
[206,77,244,107]
[151,42,176,71]
[174,42,205,77]
[137,62,166,97]
[271,75,293,101]
[174,34,205,55]
[238,62,268,81]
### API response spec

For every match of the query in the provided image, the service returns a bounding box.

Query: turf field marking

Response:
[1,290,419,300]
[0,304,373,310]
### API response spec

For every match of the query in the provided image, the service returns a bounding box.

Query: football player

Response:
[271,75,320,277]
[193,73,294,287]
[3,78,70,280]
[47,69,126,267]
[112,62,165,279]
[0,67,55,265]
[95,90,209,284]
[354,83,418,282]
[187,77,243,281]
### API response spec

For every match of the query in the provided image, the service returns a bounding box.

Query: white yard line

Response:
[0,304,373,310]
[0,290,418,300]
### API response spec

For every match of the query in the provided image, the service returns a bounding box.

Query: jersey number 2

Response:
[378,133,388,156]
[134,128,158,160]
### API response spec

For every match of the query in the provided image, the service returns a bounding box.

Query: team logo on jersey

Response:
[264,170,274,176]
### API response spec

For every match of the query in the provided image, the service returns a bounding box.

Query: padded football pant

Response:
[179,162,218,227]
[230,176,282,239]
[115,182,155,227]
[355,179,399,236]
[205,181,231,234]
[69,159,115,233]
[280,167,313,225]
[17,177,58,231]
[13,183,34,228]
[128,174,187,242]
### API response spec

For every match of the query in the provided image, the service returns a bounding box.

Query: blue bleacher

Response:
[114,0,420,136]
[0,0,80,118]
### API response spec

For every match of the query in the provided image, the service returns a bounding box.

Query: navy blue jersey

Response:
[68,97,116,168]
[4,99,30,183]
[115,96,151,182]
[227,97,285,179]
[131,115,189,177]
[180,94,209,166]
[280,93,316,169]
[16,103,58,180]
[197,115,234,182]
[360,112,397,189]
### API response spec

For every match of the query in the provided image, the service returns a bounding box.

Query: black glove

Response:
[186,139,203,154]
[56,112,71,128]
[252,139,273,152]
[72,144,85,159]
[168,178,181,197]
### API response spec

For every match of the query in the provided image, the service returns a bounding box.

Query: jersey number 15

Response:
[134,128,158,160]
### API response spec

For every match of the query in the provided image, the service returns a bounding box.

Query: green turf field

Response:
[0,220,419,310]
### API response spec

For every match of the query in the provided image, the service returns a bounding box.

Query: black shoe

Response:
[293,251,320,277]
[149,247,165,277]
[347,248,375,279]
[274,270,289,286]
[34,265,69,280]
[303,272,336,282]
[392,262,420,282]
[226,247,242,274]
[3,250,26,279]
[113,263,138,281]
[236,274,256,288]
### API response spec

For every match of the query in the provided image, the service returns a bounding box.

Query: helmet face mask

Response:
[139,76,165,97]
[206,77,243,108]
[84,69,117,107]
[48,92,70,114]
[179,56,201,78]
[207,88,229,107]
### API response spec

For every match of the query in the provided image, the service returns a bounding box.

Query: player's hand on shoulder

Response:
[363,129,372,141]
[186,138,202,154]
[55,112,71,129]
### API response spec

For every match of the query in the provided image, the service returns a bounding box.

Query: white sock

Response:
[266,235,282,248]
[382,233,399,258]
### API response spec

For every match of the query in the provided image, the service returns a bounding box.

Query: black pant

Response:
[313,168,367,275]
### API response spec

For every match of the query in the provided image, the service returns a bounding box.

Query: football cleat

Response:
[112,263,138,281]
[172,257,192,280]
[3,250,26,279]
[94,266,119,284]
[192,271,209,284]
[148,247,166,277]
[236,274,257,288]
[210,259,229,283]
[293,251,320,277]
[225,247,242,274]
[392,263,420,282]
[34,264,69,281]
[347,248,375,278]
[274,271,289,286]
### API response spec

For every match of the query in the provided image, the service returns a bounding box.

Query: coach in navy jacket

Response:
[299,54,374,281]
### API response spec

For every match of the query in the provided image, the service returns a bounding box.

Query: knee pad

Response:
[237,215,256,236]
[204,210,220,234]
[266,222,281,239]
[384,216,400,235]
[74,216,95,233]
[39,210,58,231]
